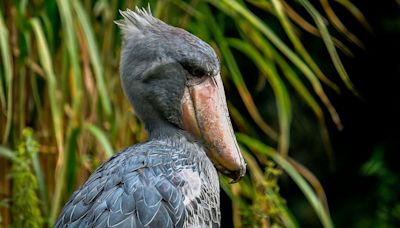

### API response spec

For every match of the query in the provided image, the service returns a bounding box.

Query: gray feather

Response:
[56,7,221,228]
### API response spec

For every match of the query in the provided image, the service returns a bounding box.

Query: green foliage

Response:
[359,147,400,227]
[0,0,369,227]
[10,129,43,228]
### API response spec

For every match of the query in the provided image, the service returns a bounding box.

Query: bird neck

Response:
[129,94,181,140]
[144,117,200,149]
[146,120,182,140]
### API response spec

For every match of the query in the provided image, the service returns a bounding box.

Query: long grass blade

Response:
[245,29,335,158]
[280,0,354,57]
[247,0,273,12]
[228,102,258,136]
[203,5,278,140]
[31,147,49,218]
[228,38,292,156]
[0,70,4,111]
[30,18,64,226]
[0,10,14,144]
[56,0,82,116]
[334,0,373,32]
[297,0,359,96]
[288,157,330,213]
[65,127,81,195]
[0,10,10,107]
[272,45,323,119]
[320,0,364,48]
[238,22,342,130]
[214,0,322,92]
[231,183,242,228]
[72,0,112,116]
[83,124,114,158]
[21,127,50,219]
[237,133,334,228]
[0,146,15,161]
[213,0,343,129]
[271,0,340,93]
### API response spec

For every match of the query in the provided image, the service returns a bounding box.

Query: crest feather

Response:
[115,6,157,40]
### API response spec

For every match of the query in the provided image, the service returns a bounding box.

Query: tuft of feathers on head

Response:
[115,6,158,40]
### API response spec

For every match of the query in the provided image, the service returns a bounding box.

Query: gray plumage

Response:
[117,8,219,136]
[56,7,224,228]
[55,134,220,227]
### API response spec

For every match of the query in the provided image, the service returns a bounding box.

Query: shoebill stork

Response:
[56,8,246,227]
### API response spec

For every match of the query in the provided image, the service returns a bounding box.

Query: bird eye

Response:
[189,67,204,77]
[180,61,206,78]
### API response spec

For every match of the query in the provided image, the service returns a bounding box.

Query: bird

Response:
[55,7,246,228]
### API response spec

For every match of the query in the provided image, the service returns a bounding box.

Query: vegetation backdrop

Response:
[1,0,398,227]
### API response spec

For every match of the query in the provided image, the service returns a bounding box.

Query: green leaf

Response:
[320,0,364,48]
[228,38,292,156]
[203,4,278,140]
[334,0,373,32]
[0,146,15,161]
[65,127,81,195]
[56,0,82,116]
[72,0,112,116]
[0,10,14,144]
[237,133,335,228]
[30,18,64,226]
[83,124,114,158]
[238,27,334,157]
[271,0,340,92]
[213,0,343,130]
[31,144,49,218]
[214,0,322,93]
[242,148,300,227]
[297,0,359,96]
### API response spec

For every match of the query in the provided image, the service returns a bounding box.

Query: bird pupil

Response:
[180,61,205,77]
[192,68,200,76]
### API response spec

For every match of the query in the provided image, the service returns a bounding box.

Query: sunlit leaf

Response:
[56,0,82,115]
[228,38,292,155]
[0,146,15,161]
[203,5,278,140]
[214,0,343,130]
[73,0,112,116]
[0,10,13,144]
[30,18,64,225]
[297,0,359,96]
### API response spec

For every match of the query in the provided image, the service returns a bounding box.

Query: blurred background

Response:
[0,0,399,227]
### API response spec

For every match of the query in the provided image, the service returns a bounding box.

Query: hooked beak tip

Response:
[229,164,246,184]
[221,163,247,183]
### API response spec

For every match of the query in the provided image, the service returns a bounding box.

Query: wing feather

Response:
[55,146,187,227]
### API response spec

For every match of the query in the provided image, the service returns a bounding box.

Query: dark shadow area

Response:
[325,0,400,227]
[222,0,400,227]
[281,0,400,227]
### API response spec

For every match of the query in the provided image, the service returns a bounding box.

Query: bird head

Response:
[116,8,246,182]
